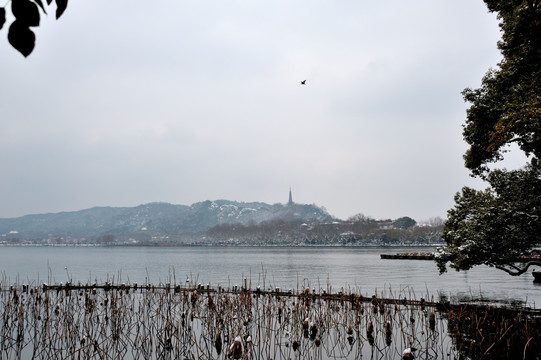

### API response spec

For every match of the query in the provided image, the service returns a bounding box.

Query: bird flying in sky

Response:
[301,80,306,85]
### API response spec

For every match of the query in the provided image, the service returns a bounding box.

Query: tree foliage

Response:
[462,0,541,177]
[436,162,541,275]
[0,0,68,57]
[392,216,417,229]
[437,0,541,275]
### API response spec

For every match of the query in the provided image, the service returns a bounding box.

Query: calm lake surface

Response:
[1,246,540,307]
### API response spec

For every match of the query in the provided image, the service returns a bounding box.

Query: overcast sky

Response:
[0,0,523,221]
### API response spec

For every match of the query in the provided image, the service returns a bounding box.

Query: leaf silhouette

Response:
[55,0,68,19]
[12,0,40,27]
[0,8,5,30]
[33,0,48,14]
[8,20,35,57]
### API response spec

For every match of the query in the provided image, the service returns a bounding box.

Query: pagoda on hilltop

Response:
[288,188,293,206]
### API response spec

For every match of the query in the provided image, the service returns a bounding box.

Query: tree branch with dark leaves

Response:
[0,0,68,57]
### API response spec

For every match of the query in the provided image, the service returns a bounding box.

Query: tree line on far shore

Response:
[2,215,444,247]
[201,215,443,247]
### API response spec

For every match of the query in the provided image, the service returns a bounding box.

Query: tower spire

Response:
[288,188,293,206]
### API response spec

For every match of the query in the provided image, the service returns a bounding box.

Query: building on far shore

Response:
[288,188,293,206]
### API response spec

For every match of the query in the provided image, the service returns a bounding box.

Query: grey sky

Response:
[0,1,521,221]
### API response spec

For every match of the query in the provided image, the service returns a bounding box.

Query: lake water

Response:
[1,246,540,307]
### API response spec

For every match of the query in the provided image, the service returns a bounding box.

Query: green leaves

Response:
[441,1,541,276]
[1,0,69,57]
[438,162,541,275]
[462,1,541,177]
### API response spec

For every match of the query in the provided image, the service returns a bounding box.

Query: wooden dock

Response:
[380,251,435,260]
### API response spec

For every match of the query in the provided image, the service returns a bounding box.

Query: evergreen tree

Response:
[437,0,541,275]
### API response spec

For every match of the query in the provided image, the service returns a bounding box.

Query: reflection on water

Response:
[0,246,539,307]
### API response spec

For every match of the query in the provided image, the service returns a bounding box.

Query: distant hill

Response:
[0,201,335,240]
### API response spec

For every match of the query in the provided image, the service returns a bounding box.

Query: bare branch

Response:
[494,261,541,276]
